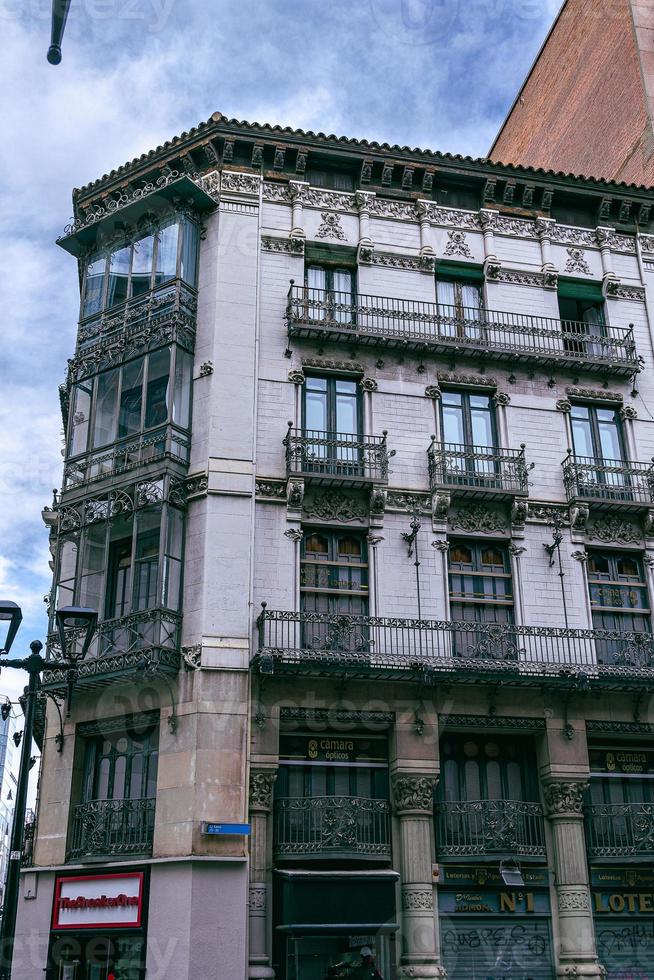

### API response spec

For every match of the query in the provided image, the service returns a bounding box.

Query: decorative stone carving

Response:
[392,774,436,813]
[302,357,365,374]
[511,499,529,526]
[565,247,591,275]
[451,504,507,533]
[484,259,502,280]
[199,360,213,377]
[428,204,480,229]
[588,518,642,543]
[605,282,646,301]
[249,771,277,812]
[419,253,436,273]
[402,889,434,911]
[222,172,261,195]
[360,377,378,392]
[490,268,555,288]
[432,539,450,553]
[432,491,451,522]
[371,252,424,271]
[566,387,622,403]
[255,479,286,499]
[386,491,431,513]
[287,370,306,385]
[569,503,589,532]
[571,551,588,563]
[283,528,303,542]
[424,385,442,399]
[369,487,387,518]
[287,481,304,510]
[185,474,209,498]
[444,229,472,258]
[437,372,497,389]
[508,543,526,557]
[558,890,590,912]
[316,212,346,241]
[303,491,368,523]
[181,643,201,669]
[553,226,596,247]
[357,244,374,264]
[248,887,266,912]
[528,502,570,525]
[261,235,305,254]
[493,392,510,407]
[543,781,587,816]
[199,170,220,199]
[620,404,638,420]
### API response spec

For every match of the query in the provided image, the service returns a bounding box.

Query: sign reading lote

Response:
[52,873,144,930]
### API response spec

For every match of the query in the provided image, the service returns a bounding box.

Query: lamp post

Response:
[47,0,72,64]
[0,602,97,980]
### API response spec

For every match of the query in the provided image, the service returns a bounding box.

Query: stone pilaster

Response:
[543,780,604,979]
[392,774,446,979]
[248,769,277,979]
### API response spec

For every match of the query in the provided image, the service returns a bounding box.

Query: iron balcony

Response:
[67,798,156,861]
[286,283,638,377]
[62,424,191,496]
[428,439,531,501]
[256,607,654,684]
[562,452,654,512]
[76,278,197,353]
[284,424,394,488]
[43,607,182,690]
[585,803,654,859]
[274,796,391,861]
[435,800,546,859]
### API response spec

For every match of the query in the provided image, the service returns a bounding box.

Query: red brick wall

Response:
[491,0,654,185]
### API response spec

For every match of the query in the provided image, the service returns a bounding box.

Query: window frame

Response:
[569,402,626,464]
[448,539,515,622]
[439,388,498,450]
[301,374,363,437]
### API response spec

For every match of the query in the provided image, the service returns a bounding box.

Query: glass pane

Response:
[180,218,199,286]
[57,539,78,609]
[173,349,193,428]
[597,409,623,461]
[92,369,119,448]
[69,382,92,456]
[335,384,358,435]
[113,754,127,800]
[106,246,131,307]
[78,525,106,613]
[442,392,464,445]
[486,760,502,800]
[134,511,161,611]
[469,396,494,448]
[83,257,106,317]
[96,757,110,800]
[570,406,593,457]
[305,378,328,431]
[332,269,352,298]
[461,283,481,314]
[130,753,144,799]
[118,358,145,439]
[130,234,154,297]
[105,537,132,620]
[145,349,170,428]
[436,280,456,309]
[307,266,327,291]
[464,759,481,800]
[155,222,179,285]
[146,751,158,798]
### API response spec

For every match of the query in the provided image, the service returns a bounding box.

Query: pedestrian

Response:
[351,947,383,980]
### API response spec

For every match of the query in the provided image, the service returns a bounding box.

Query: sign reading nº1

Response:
[202,822,251,836]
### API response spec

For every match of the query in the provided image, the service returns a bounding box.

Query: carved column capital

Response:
[392,773,437,814]
[543,780,588,817]
[249,770,277,812]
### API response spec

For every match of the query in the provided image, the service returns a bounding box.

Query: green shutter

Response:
[558,277,603,300]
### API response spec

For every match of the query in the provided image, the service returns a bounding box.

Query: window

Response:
[570,403,628,498]
[587,550,650,664]
[305,264,355,324]
[436,276,483,339]
[82,723,158,805]
[587,744,654,854]
[81,216,200,318]
[301,375,362,477]
[439,734,539,804]
[67,347,193,461]
[558,292,605,354]
[306,167,355,191]
[448,541,514,658]
[301,531,368,651]
[440,390,498,485]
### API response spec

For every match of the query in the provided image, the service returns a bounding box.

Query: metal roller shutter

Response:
[441,916,555,980]
[595,917,654,979]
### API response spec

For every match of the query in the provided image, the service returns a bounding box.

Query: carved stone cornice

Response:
[301,357,364,374]
[437,372,497,389]
[261,235,305,255]
[566,387,622,404]
[386,491,431,514]
[486,267,558,288]
[221,171,261,196]
[255,479,286,499]
[450,504,507,534]
[371,251,427,271]
[552,225,596,247]
[280,707,394,727]
[604,281,646,301]
[249,770,277,812]
[392,774,437,814]
[543,780,588,817]
[303,490,368,523]
[441,715,546,731]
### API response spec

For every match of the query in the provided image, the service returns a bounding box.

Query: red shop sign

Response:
[52,872,144,930]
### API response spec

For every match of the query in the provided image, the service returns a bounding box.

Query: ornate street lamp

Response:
[0,602,97,980]
[47,0,72,65]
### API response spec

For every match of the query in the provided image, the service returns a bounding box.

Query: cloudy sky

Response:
[0,0,560,699]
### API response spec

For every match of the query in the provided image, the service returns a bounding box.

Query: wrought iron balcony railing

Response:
[44,607,182,689]
[63,424,191,493]
[67,798,156,861]
[76,278,197,352]
[562,452,654,510]
[585,803,654,858]
[256,607,654,681]
[284,425,394,486]
[286,284,638,376]
[428,439,531,498]
[274,796,391,860]
[21,820,35,867]
[435,800,546,858]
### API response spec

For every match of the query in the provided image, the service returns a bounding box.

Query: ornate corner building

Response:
[15,111,654,980]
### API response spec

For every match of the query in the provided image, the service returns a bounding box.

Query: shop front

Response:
[47,869,148,980]
[592,868,654,979]
[438,866,555,980]
[273,870,399,980]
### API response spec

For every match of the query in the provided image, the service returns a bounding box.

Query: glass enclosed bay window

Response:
[81,214,200,318]
[66,346,193,474]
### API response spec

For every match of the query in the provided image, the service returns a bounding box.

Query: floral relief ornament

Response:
[316,211,346,241]
[392,774,436,812]
[565,247,591,275]
[543,780,588,816]
[249,770,277,811]
[444,229,472,258]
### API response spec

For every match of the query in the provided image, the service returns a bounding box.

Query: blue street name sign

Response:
[202,822,251,835]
